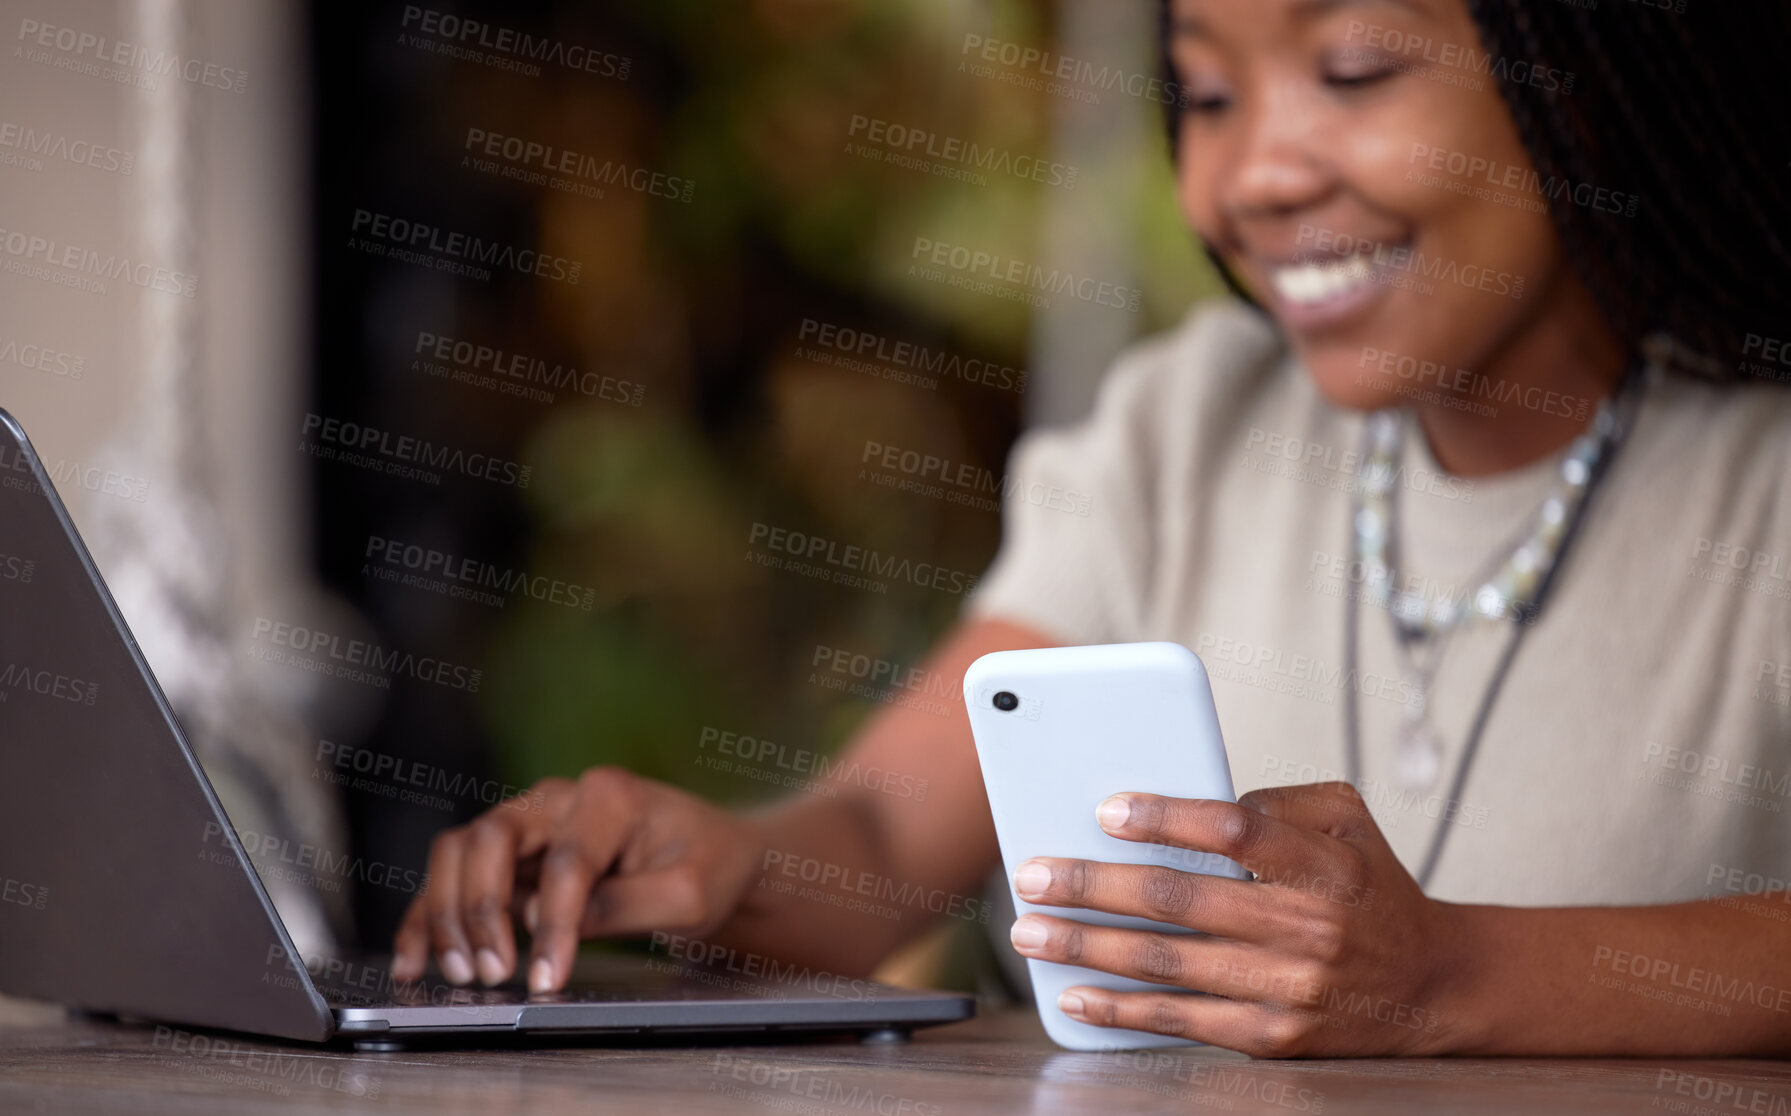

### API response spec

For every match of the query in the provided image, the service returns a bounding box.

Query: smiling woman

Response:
[1160,0,1791,473]
[395,0,1791,1059]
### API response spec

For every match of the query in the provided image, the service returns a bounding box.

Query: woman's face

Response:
[1171,0,1587,411]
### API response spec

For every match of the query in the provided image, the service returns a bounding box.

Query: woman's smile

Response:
[1252,236,1414,332]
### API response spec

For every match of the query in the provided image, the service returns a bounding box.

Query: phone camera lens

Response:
[992,691,1019,712]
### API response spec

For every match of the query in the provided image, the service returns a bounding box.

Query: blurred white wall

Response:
[1025,0,1154,426]
[0,0,309,621]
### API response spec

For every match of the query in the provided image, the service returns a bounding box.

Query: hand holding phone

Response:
[964,642,1248,1050]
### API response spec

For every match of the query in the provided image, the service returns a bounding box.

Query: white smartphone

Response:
[963,641,1248,1051]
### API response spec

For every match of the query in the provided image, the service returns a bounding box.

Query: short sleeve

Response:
[963,301,1284,645]
[962,352,1163,645]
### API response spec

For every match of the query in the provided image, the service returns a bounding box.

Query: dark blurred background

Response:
[307,1,1220,966]
[0,0,1219,990]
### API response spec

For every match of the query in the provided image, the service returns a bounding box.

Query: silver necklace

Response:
[1341,353,1650,888]
[1351,395,1625,790]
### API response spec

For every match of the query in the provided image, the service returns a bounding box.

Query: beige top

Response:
[968,301,1791,906]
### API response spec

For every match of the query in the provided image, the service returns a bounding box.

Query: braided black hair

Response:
[1156,0,1791,383]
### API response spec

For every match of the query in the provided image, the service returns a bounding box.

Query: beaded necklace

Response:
[1341,349,1652,887]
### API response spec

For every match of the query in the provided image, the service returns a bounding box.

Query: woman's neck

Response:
[1412,290,1627,478]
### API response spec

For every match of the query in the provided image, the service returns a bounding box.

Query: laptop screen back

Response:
[0,409,334,1041]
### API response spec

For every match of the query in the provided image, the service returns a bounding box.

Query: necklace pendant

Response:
[1394,710,1441,790]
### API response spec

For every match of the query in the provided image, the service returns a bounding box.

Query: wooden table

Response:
[3,993,1788,1114]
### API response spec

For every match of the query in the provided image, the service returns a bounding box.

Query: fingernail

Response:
[1014,861,1051,898]
[1097,795,1130,830]
[1059,991,1086,1017]
[441,949,474,986]
[476,948,507,986]
[529,957,555,994]
[1010,917,1048,951]
[391,955,419,981]
[524,895,540,935]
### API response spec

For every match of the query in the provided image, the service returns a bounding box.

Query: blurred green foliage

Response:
[467,0,1221,799]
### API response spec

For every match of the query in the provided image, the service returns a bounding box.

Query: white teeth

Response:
[1269,253,1375,307]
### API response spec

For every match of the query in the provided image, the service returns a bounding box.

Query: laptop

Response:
[0,407,974,1048]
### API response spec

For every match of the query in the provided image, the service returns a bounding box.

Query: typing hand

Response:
[392,767,767,993]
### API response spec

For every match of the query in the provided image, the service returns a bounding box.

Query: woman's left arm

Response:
[1006,782,1791,1057]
